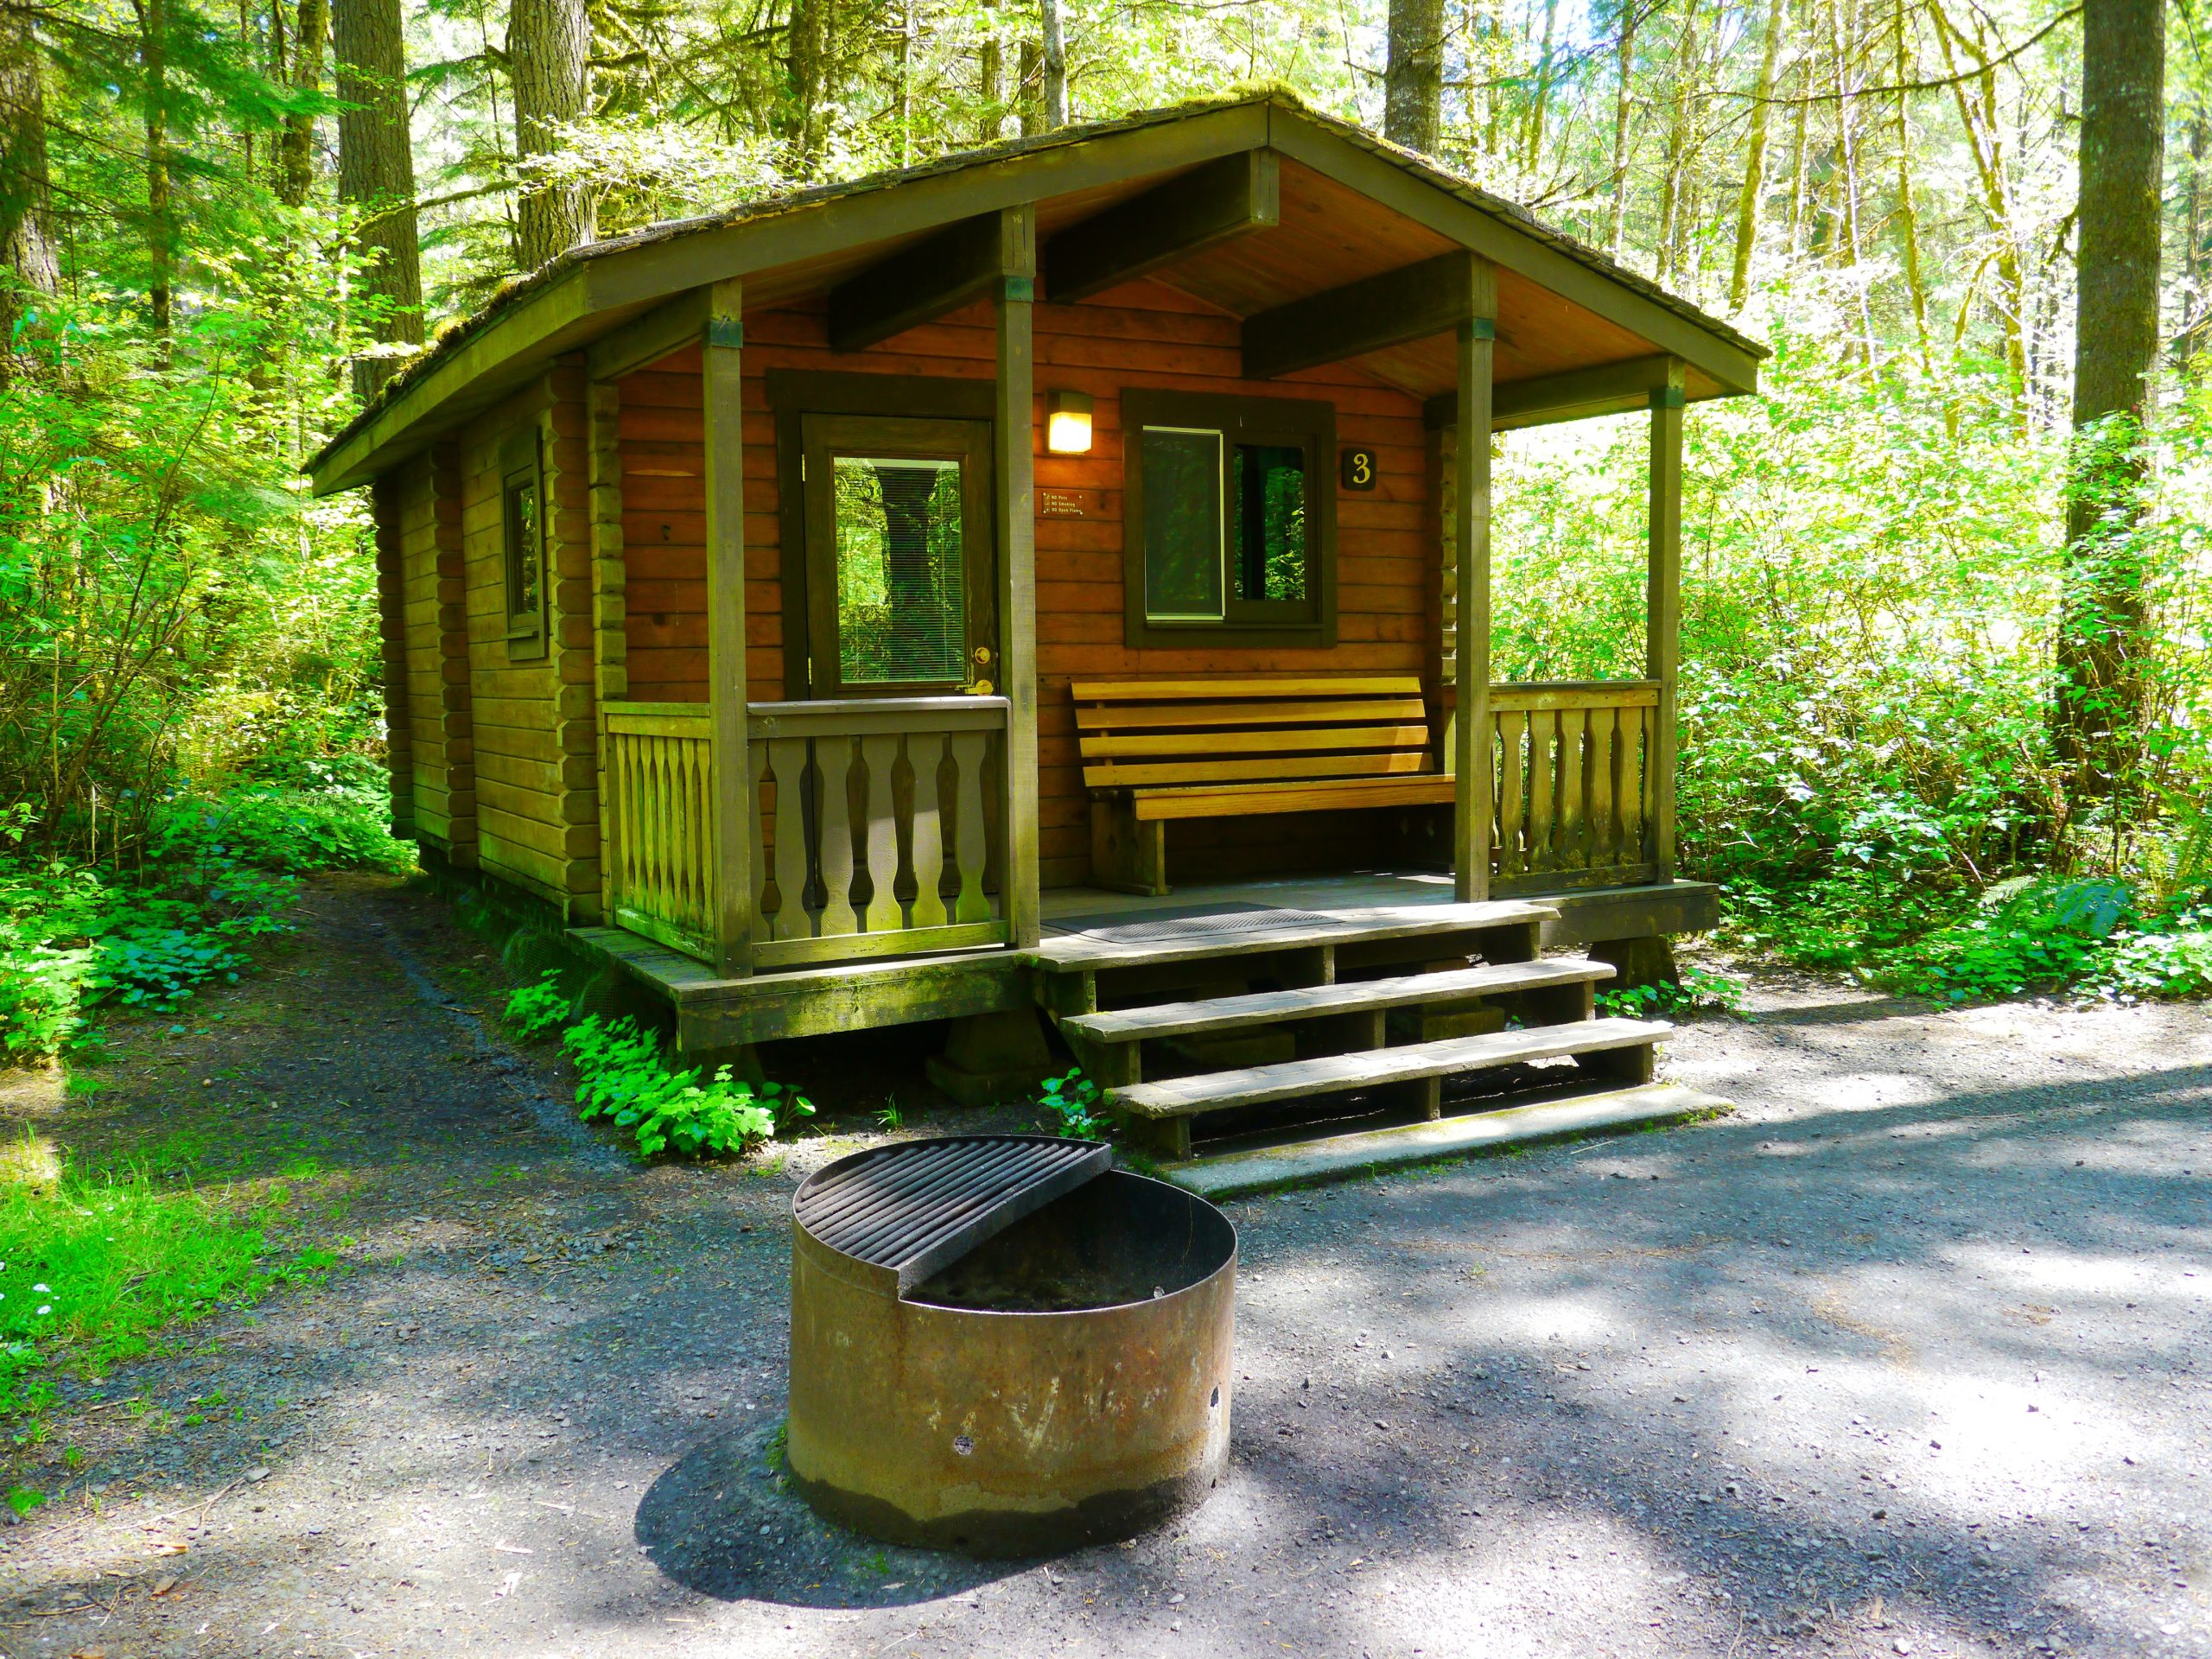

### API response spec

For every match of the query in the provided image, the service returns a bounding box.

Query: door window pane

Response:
[1141,426,1224,620]
[1232,442,1306,603]
[834,456,964,684]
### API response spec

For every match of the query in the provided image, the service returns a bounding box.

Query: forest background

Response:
[3,0,2211,1056]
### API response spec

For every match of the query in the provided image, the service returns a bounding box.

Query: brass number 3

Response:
[1351,454,1371,485]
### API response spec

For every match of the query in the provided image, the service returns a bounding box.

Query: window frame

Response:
[798,411,997,700]
[1120,388,1337,651]
[499,426,547,661]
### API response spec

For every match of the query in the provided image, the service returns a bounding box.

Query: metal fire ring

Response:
[786,1135,1237,1557]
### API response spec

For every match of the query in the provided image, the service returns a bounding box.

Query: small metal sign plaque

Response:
[1339,448,1378,491]
[1038,488,1098,519]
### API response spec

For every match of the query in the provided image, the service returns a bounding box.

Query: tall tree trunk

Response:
[1,0,60,379]
[1727,0,1784,309]
[1784,35,1811,254]
[2182,112,2208,376]
[977,0,1001,145]
[1930,0,2027,421]
[1039,0,1065,129]
[2053,0,2164,777]
[1890,0,1931,371]
[1656,3,1700,281]
[334,0,422,395]
[138,0,173,354]
[1016,38,1039,135]
[1522,0,1560,172]
[276,0,327,207]
[1383,0,1444,154]
[1605,3,1636,257]
[511,0,590,267]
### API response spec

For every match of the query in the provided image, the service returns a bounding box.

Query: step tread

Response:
[1062,957,1615,1044]
[1107,1016,1672,1120]
[1156,1084,1731,1198]
[1032,899,1555,972]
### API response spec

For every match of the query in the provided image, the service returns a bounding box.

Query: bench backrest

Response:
[1071,677,1437,792]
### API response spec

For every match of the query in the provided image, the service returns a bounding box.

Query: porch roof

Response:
[307,90,1769,495]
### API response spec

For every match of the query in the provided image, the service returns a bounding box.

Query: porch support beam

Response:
[586,289,708,383]
[1646,357,1687,882]
[702,278,753,977]
[1042,149,1279,303]
[829,209,1038,353]
[994,218,1042,949]
[1451,257,1498,903]
[1421,353,1678,432]
[1244,251,1488,382]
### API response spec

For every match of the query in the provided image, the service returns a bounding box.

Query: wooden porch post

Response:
[1451,257,1498,903]
[994,210,1041,949]
[702,277,753,977]
[1646,356,1687,884]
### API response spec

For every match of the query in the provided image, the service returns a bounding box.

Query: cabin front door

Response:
[798,413,998,700]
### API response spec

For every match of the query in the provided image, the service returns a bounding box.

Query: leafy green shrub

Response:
[561,1014,814,1160]
[1598,965,1748,1019]
[1883,877,2133,1002]
[503,969,569,1041]
[1035,1069,1110,1141]
[2101,915,2212,1000]
[150,775,414,875]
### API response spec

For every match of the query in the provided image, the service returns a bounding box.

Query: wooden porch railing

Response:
[747,696,1010,970]
[1489,680,1662,895]
[601,702,719,961]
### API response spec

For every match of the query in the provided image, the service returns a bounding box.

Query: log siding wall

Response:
[393,443,475,861]
[610,279,1432,890]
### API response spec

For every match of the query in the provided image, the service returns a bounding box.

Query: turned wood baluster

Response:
[816,734,860,937]
[748,742,770,931]
[949,728,991,924]
[859,733,902,934]
[1560,706,1589,869]
[908,732,950,931]
[1527,710,1558,872]
[1496,708,1528,877]
[771,736,811,939]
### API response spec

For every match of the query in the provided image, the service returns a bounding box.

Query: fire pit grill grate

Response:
[793,1134,1112,1294]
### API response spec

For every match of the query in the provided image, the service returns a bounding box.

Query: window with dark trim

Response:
[500,428,546,659]
[1121,389,1336,649]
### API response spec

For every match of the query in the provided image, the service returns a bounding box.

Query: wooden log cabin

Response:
[310,92,1764,1185]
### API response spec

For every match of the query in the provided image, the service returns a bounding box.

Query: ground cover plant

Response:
[1,776,412,1063]
[501,978,817,1160]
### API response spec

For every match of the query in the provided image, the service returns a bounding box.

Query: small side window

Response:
[501,429,545,658]
[1122,389,1335,649]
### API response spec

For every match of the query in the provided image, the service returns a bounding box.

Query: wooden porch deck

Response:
[568,868,1717,1052]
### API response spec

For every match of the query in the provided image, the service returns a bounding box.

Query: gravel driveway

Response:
[3,874,2207,1659]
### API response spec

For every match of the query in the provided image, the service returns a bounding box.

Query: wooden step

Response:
[1155,1084,1732,1198]
[1061,957,1616,1046]
[1032,899,1556,972]
[1107,1016,1671,1121]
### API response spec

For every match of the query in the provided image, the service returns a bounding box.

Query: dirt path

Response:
[3,874,2209,1659]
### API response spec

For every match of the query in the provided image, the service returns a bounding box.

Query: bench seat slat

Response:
[1074,697,1427,731]
[1079,723,1434,759]
[1084,751,1435,789]
[1071,676,1421,702]
[1133,776,1456,820]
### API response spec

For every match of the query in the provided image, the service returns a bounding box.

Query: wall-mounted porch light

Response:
[1046,390,1095,455]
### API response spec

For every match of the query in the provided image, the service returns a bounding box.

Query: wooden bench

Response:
[1073,676,1453,895]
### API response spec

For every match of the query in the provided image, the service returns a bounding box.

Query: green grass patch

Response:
[0,1143,331,1417]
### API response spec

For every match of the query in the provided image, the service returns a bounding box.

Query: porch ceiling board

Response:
[308,93,1766,496]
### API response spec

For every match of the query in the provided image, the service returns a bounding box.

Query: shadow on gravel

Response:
[1227,1067,2212,1656]
[633,1422,1030,1609]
